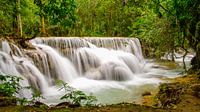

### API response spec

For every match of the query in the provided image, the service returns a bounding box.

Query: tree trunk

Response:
[190,21,200,72]
[41,16,46,36]
[17,13,23,37]
[16,0,23,38]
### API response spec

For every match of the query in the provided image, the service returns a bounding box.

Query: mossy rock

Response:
[155,83,184,108]
[0,97,17,107]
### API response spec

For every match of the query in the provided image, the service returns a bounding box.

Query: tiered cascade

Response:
[0,37,147,98]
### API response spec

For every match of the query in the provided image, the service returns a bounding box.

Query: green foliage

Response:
[0,0,16,36]
[0,74,45,106]
[57,80,97,106]
[71,0,147,37]
[22,0,40,37]
[0,75,22,97]
[60,90,97,106]
[0,0,199,38]
[130,0,200,61]
[45,0,77,26]
[0,0,39,37]
[34,0,46,15]
[151,0,200,68]
[0,0,77,37]
[45,0,78,36]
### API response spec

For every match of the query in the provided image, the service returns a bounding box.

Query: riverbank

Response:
[141,73,200,112]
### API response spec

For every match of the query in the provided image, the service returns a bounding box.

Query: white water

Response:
[34,44,78,82]
[0,38,184,105]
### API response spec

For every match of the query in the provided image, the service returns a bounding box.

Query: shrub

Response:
[0,75,45,106]
[57,80,97,106]
[0,75,22,97]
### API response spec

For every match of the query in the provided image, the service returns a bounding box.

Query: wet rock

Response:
[55,102,81,108]
[55,102,71,108]
[33,101,48,108]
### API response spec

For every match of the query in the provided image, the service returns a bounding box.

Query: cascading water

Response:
[33,44,78,82]
[73,47,142,80]
[0,37,165,104]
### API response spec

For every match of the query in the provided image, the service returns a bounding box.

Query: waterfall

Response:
[127,38,144,62]
[1,41,11,54]
[33,44,78,83]
[30,37,146,81]
[0,37,155,104]
[0,42,32,98]
[73,47,141,80]
[31,37,145,61]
